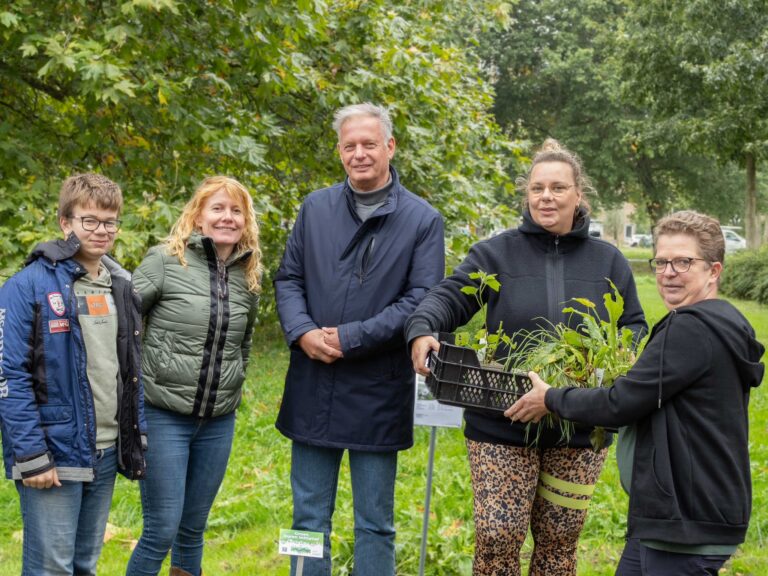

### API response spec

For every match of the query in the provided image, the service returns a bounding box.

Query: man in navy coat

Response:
[275,102,445,576]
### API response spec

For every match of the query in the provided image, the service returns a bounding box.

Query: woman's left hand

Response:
[504,371,552,423]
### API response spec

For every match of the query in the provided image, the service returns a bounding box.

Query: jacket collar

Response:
[187,232,252,266]
[519,207,591,251]
[343,165,400,220]
[26,232,82,266]
[25,233,130,278]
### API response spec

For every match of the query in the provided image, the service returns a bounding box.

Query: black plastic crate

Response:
[425,342,533,412]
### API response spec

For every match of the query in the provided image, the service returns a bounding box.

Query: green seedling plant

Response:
[455,270,512,364]
[505,279,647,450]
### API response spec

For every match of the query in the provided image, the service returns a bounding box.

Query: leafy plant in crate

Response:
[454,270,512,365]
[426,271,646,451]
[426,270,533,413]
[505,279,647,450]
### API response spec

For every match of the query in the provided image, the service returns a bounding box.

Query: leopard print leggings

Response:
[467,439,608,576]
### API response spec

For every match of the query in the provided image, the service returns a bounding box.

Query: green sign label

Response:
[278,529,324,558]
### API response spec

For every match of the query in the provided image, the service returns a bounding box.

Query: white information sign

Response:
[414,373,463,428]
[278,529,324,558]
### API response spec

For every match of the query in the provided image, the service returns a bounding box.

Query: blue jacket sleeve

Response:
[338,212,445,358]
[0,272,55,476]
[274,204,319,347]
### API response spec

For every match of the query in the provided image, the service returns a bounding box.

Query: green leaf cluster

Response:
[0,1,523,313]
[484,0,765,231]
[455,270,511,364]
[721,247,768,305]
[504,280,647,449]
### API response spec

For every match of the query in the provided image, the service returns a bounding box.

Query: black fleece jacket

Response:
[405,209,647,447]
[546,299,764,545]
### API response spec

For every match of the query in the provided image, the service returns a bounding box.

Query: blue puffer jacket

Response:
[0,234,146,481]
[275,167,444,451]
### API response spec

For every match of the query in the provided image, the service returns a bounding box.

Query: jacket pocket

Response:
[145,328,175,383]
[39,404,73,460]
[39,404,72,425]
[651,447,674,498]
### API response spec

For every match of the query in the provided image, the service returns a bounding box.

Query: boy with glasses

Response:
[0,173,146,575]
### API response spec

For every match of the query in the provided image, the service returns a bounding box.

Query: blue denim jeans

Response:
[126,405,236,576]
[16,445,117,576]
[290,441,397,576]
[616,538,730,576]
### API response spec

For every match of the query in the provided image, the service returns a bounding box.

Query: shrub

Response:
[720,247,768,304]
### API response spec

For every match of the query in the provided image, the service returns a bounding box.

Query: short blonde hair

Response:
[653,210,725,264]
[58,173,123,218]
[165,176,263,293]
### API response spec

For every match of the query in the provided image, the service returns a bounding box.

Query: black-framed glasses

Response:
[528,183,575,196]
[70,216,122,233]
[649,257,708,274]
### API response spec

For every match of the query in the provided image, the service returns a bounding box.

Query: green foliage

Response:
[484,0,755,225]
[486,0,634,208]
[619,0,768,161]
[505,281,647,449]
[721,247,768,305]
[0,0,523,305]
[617,0,768,241]
[455,270,511,362]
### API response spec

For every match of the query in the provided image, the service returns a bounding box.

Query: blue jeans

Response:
[16,445,117,576]
[290,441,397,576]
[126,405,236,576]
[616,538,730,576]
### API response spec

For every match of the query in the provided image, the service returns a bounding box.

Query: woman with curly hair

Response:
[127,176,263,576]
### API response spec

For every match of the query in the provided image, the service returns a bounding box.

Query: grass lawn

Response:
[0,271,765,574]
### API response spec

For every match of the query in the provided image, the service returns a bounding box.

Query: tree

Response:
[485,0,751,225]
[488,0,632,205]
[0,0,522,308]
[618,0,768,247]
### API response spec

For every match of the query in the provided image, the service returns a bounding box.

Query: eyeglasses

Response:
[528,184,575,196]
[70,216,122,233]
[649,257,708,274]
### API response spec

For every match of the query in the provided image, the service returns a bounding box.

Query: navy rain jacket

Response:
[0,234,146,482]
[275,167,444,451]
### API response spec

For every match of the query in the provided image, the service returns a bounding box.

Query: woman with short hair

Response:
[508,210,764,575]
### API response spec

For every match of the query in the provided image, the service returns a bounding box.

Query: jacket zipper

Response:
[199,259,227,416]
[70,268,98,478]
[359,236,375,285]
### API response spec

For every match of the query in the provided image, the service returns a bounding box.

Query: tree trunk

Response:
[745,153,759,248]
[636,155,665,224]
[762,214,768,244]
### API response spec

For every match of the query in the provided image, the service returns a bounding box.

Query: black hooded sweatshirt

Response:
[405,208,647,447]
[546,298,764,545]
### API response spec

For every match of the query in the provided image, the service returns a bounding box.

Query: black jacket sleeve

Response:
[545,312,710,428]
[404,242,490,344]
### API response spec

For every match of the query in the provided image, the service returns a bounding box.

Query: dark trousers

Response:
[616,538,730,576]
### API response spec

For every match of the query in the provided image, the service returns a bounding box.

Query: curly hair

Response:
[164,176,263,293]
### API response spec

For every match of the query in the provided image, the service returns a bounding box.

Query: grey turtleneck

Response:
[350,176,393,222]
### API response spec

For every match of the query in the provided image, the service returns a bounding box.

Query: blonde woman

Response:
[408,140,646,575]
[127,176,262,576]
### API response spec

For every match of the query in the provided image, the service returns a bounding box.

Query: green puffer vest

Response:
[134,234,259,418]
